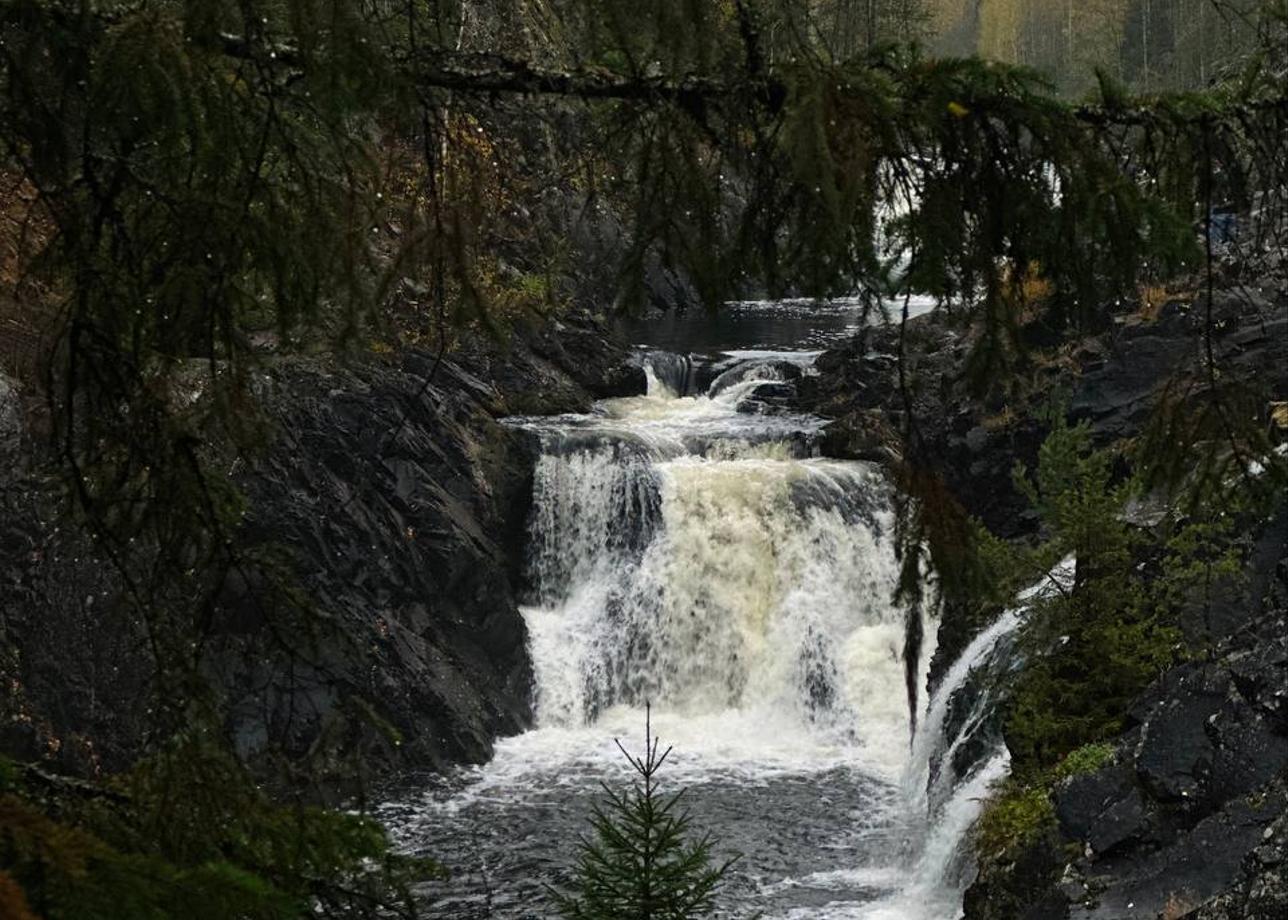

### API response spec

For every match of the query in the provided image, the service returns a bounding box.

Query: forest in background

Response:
[830,0,1263,91]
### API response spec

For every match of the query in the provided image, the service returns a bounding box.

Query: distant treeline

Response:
[822,0,1263,91]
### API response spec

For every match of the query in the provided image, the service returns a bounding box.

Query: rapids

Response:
[381,316,1018,919]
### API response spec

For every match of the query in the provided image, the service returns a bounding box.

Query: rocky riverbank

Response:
[0,0,710,800]
[803,284,1288,919]
[0,310,644,793]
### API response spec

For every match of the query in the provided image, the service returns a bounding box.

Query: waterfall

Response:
[905,610,1022,814]
[518,354,1027,899]
[882,559,1076,913]
[523,428,910,776]
[385,350,1037,919]
[643,350,701,397]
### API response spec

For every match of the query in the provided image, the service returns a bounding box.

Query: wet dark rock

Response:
[1065,315,1193,445]
[691,355,730,395]
[218,354,540,784]
[1131,663,1226,804]
[0,375,20,476]
[966,542,1288,920]
[736,381,799,414]
[974,712,1288,920]
[816,410,900,464]
[0,312,641,791]
[1084,786,1150,858]
[1062,784,1288,920]
[1188,804,1288,920]
[962,829,1070,920]
[1228,637,1288,733]
[561,201,699,314]
[708,358,805,398]
[799,313,1046,541]
[1207,700,1288,805]
[748,381,798,401]
[450,311,645,412]
[642,350,704,397]
[1056,761,1150,855]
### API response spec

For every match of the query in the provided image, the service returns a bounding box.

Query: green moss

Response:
[974,784,1056,859]
[974,743,1115,863]
[1052,743,1116,781]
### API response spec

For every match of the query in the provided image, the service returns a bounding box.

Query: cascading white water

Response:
[381,348,1024,919]
[905,611,1021,814]
[524,441,910,777]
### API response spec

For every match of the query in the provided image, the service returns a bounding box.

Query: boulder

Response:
[1056,761,1153,857]
[736,381,799,414]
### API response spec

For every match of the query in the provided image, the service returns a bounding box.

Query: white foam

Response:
[771,752,1008,920]
[903,611,1020,809]
[524,448,909,780]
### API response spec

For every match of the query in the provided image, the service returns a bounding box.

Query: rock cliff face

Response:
[958,287,1288,917]
[964,515,1288,920]
[0,1,688,793]
[0,311,645,790]
[802,289,1288,672]
[803,289,1287,536]
[804,287,1288,919]
[1,0,696,792]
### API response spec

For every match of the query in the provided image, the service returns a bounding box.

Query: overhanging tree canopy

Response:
[0,0,1285,912]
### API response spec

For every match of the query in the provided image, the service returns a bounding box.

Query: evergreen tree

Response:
[993,409,1241,774]
[552,709,734,920]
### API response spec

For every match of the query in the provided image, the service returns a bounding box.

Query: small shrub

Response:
[1004,609,1180,773]
[1002,412,1217,777]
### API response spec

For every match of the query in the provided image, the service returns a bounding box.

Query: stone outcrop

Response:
[966,585,1288,920]
[803,289,1287,539]
[0,310,644,791]
[802,288,1288,678]
[803,281,1288,919]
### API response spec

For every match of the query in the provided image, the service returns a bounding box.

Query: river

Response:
[379,301,1015,919]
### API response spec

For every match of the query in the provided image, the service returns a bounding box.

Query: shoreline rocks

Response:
[802,286,1288,920]
[0,310,644,795]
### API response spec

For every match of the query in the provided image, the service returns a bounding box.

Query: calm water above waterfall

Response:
[613,296,939,354]
[380,304,1015,919]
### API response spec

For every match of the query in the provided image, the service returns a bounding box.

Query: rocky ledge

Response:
[0,310,644,793]
[803,285,1288,919]
[965,505,1288,920]
[802,287,1288,674]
